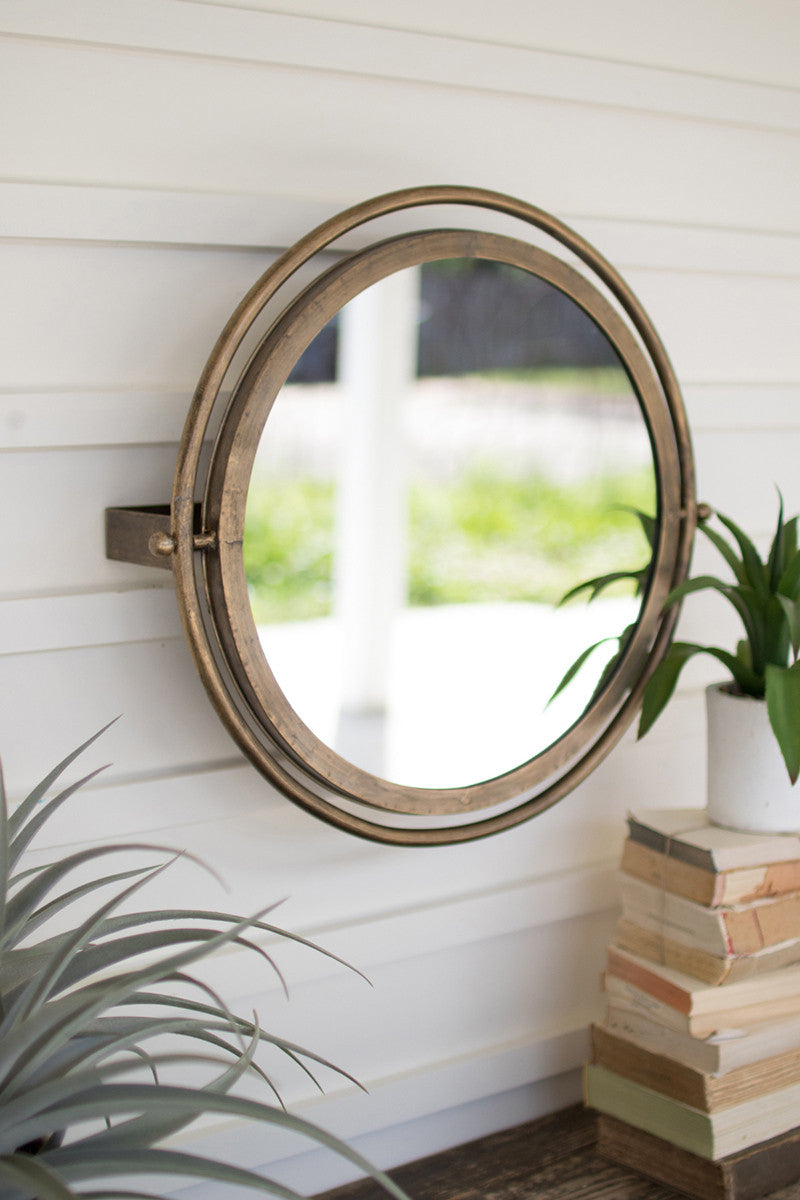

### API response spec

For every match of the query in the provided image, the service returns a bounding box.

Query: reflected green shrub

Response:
[244,467,654,623]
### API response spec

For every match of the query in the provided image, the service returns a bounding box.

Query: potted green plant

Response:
[638,497,800,832]
[0,722,408,1200]
[555,497,800,833]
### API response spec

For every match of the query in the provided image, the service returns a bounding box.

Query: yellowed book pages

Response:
[605,946,800,1037]
[620,839,800,907]
[591,1022,800,1112]
[618,873,800,957]
[613,917,800,985]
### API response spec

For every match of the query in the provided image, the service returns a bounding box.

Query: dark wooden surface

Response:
[318,1105,800,1200]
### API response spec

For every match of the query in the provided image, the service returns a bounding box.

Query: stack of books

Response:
[585,807,800,1199]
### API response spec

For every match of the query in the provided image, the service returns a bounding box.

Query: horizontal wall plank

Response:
[1,243,797,397]
[0,445,177,595]
[1,1,797,131]
[169,1069,586,1197]
[0,242,274,390]
[0,637,235,791]
[4,181,800,281]
[682,383,800,432]
[2,644,702,893]
[0,40,797,232]
[1,382,798,455]
[693,428,800,521]
[191,0,799,92]
[625,269,800,384]
[3,425,798,598]
[140,1031,588,1197]
[0,389,191,449]
[0,586,180,655]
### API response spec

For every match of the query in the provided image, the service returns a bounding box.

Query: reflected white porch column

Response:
[335,266,420,720]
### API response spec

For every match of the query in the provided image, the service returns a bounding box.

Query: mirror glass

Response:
[244,259,656,789]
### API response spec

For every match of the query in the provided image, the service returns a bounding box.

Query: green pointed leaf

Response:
[778,594,800,657]
[639,641,763,741]
[3,842,214,948]
[0,763,8,952]
[768,491,786,590]
[778,547,800,600]
[123,989,365,1091]
[663,577,765,673]
[38,1085,410,1200]
[766,663,800,784]
[8,719,118,840]
[6,866,157,956]
[0,724,409,1200]
[557,570,643,606]
[698,520,747,585]
[0,1152,76,1200]
[10,862,174,1027]
[9,765,108,870]
[715,511,769,599]
[638,643,702,739]
[547,638,616,704]
[782,515,799,565]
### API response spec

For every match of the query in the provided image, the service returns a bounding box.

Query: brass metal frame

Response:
[110,185,697,845]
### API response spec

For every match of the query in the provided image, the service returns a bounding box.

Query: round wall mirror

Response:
[170,187,696,845]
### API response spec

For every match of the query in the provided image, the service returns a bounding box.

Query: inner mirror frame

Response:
[166,185,696,846]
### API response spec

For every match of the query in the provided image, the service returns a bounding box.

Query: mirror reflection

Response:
[244,259,656,789]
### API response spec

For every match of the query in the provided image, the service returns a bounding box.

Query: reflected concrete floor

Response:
[258,597,638,790]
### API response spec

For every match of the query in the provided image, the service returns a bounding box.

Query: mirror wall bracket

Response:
[104,185,697,845]
[106,504,215,568]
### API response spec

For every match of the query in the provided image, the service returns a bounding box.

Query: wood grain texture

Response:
[318,1106,688,1200]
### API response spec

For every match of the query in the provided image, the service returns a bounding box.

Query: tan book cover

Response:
[618,873,800,958]
[613,916,800,985]
[603,1004,800,1075]
[621,838,800,907]
[604,946,800,1037]
[627,809,800,872]
[591,1022,800,1112]
[585,1063,800,1160]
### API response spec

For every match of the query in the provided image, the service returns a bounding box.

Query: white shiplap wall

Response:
[1,1,798,1194]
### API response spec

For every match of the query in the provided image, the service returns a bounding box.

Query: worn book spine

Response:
[596,1112,800,1200]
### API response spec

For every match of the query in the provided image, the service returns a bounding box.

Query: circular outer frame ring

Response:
[172,185,696,845]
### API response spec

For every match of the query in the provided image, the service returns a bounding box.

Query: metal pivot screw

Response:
[148,531,218,558]
[148,532,176,558]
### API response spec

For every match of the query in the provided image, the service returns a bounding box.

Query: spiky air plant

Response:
[0,724,407,1200]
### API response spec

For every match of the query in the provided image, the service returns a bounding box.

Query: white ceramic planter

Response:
[706,683,800,833]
